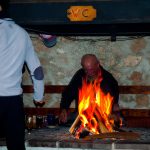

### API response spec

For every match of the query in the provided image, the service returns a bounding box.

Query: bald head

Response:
[81,54,100,78]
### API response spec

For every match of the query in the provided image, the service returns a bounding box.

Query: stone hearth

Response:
[1,126,150,150]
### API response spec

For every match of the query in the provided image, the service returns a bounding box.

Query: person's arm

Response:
[59,69,83,123]
[108,76,125,127]
[111,78,120,112]
[25,33,45,106]
[101,68,120,112]
[60,70,82,109]
[103,68,119,106]
[112,79,119,101]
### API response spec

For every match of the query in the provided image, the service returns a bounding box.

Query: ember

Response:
[69,77,122,139]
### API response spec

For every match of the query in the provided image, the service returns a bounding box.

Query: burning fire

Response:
[76,77,115,138]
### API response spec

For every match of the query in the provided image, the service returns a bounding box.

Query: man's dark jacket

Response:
[60,66,119,112]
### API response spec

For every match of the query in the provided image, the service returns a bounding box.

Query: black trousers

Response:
[0,95,25,150]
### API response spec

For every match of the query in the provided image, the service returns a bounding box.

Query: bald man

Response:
[59,54,120,124]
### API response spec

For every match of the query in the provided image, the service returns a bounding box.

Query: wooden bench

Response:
[23,85,150,128]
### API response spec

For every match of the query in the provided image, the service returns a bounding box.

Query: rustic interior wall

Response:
[22,34,150,109]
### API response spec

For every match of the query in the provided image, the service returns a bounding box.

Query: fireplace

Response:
[23,127,150,149]
[0,126,150,149]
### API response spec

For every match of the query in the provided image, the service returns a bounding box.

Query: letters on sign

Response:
[67,6,96,21]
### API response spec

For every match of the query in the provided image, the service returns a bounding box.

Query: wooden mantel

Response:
[23,85,150,94]
[9,0,150,36]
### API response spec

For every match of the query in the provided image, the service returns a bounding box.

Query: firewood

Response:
[83,131,140,140]
[98,121,109,133]
[69,113,111,136]
[94,109,114,133]
[69,115,81,135]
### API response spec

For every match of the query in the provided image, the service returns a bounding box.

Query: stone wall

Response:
[22,35,150,109]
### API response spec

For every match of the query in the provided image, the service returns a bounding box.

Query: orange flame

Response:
[78,78,114,135]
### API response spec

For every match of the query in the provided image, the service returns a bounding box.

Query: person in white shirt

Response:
[0,1,45,150]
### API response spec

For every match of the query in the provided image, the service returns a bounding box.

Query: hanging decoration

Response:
[39,34,57,48]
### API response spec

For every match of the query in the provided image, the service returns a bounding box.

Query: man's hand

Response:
[59,109,67,124]
[33,100,46,107]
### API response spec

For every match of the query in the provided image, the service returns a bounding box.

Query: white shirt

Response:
[0,18,44,101]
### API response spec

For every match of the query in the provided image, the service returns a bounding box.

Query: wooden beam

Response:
[22,85,150,94]
[24,108,150,128]
[84,132,140,140]
[119,86,150,94]
[9,1,150,36]
[23,85,66,93]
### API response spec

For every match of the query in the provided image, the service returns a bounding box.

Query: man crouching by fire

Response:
[59,54,125,136]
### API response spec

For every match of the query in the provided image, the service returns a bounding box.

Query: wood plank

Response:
[119,86,150,94]
[83,132,140,140]
[24,108,150,128]
[121,109,150,117]
[23,85,66,93]
[24,108,150,117]
[22,85,150,94]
